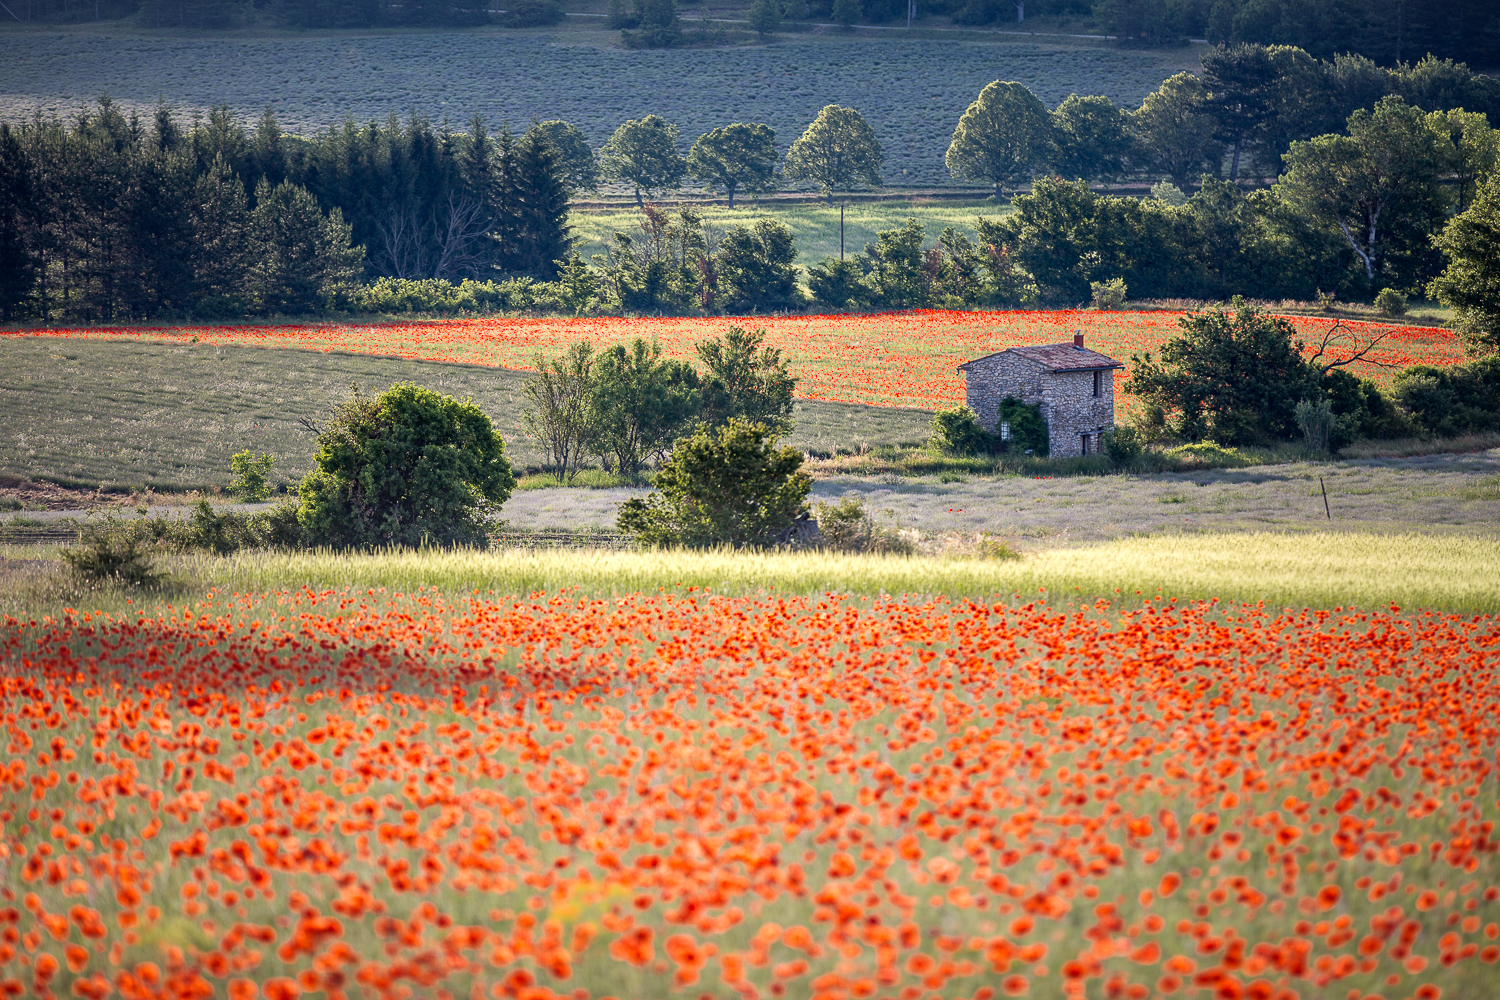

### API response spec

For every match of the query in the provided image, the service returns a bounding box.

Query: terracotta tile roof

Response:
[958,342,1124,373]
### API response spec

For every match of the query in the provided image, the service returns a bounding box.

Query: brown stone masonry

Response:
[957,338,1124,458]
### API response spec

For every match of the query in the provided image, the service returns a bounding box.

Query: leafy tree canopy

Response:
[616,418,810,548]
[297,382,516,548]
[696,324,798,431]
[784,105,882,205]
[527,120,599,193]
[687,123,778,209]
[944,81,1052,198]
[600,115,687,206]
[1429,175,1500,354]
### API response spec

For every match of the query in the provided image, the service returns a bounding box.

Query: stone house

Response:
[957,333,1124,457]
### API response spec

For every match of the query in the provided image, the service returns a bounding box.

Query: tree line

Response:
[0,102,570,321]
[3,44,1498,325]
[521,324,797,483]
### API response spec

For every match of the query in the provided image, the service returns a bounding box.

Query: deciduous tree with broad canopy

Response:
[297,382,516,548]
[687,123,779,209]
[784,105,882,205]
[616,418,810,548]
[945,81,1052,198]
[1429,175,1500,354]
[1278,95,1443,286]
[600,115,688,207]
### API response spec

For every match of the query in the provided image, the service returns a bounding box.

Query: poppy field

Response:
[2,586,1497,1000]
[12,310,1464,411]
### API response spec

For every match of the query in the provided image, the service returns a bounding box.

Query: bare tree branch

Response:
[431,193,493,282]
[1308,318,1397,373]
[373,206,433,280]
[297,416,322,437]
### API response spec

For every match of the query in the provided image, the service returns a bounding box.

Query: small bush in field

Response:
[1375,287,1408,317]
[61,518,168,588]
[1090,277,1127,310]
[228,450,275,502]
[1102,425,1143,467]
[618,418,810,548]
[297,383,517,550]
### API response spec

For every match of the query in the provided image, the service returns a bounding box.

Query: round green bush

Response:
[296,383,516,549]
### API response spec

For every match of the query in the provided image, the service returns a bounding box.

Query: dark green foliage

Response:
[61,521,169,589]
[590,339,702,476]
[715,220,804,313]
[616,419,811,548]
[498,0,564,26]
[747,0,781,35]
[784,106,883,205]
[1278,95,1444,289]
[622,0,682,47]
[227,450,275,502]
[696,325,798,432]
[930,406,993,456]
[860,219,930,309]
[1393,358,1500,438]
[996,396,1049,455]
[247,178,364,314]
[0,125,36,322]
[806,257,866,310]
[1130,73,1222,187]
[1101,425,1143,467]
[529,121,599,193]
[60,497,299,587]
[296,383,517,549]
[981,177,1185,305]
[506,128,573,278]
[687,124,779,210]
[1125,301,1319,445]
[1049,94,1134,184]
[3,100,572,319]
[1200,43,1281,180]
[944,81,1052,198]
[930,399,1047,456]
[600,116,688,206]
[1429,176,1500,354]
[1094,0,1499,68]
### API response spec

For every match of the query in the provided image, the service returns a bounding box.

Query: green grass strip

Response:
[190,531,1500,612]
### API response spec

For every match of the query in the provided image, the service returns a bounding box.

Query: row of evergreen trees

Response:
[0,101,571,321]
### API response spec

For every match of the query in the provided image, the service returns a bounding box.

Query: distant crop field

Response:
[0,31,1181,185]
[0,337,933,489]
[13,309,1463,409]
[571,198,1010,267]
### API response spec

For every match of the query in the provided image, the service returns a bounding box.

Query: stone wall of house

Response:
[962,354,1116,457]
[1040,369,1116,457]
[962,353,1047,428]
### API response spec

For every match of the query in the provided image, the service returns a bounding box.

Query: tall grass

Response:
[188,531,1500,612]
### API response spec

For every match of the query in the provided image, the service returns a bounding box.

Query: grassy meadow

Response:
[193,530,1500,611]
[0,30,1184,187]
[570,197,1010,269]
[6,529,1500,622]
[0,336,934,489]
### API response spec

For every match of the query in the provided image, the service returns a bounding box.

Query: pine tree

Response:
[190,154,251,306]
[505,129,572,278]
[0,125,36,321]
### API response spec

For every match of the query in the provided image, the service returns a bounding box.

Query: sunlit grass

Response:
[179,530,1500,612]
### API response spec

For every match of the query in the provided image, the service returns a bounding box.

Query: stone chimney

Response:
[1073,332,1084,348]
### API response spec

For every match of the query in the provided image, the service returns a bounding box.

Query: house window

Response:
[1092,370,1102,397]
[1000,421,1011,440]
[1080,433,1091,455]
